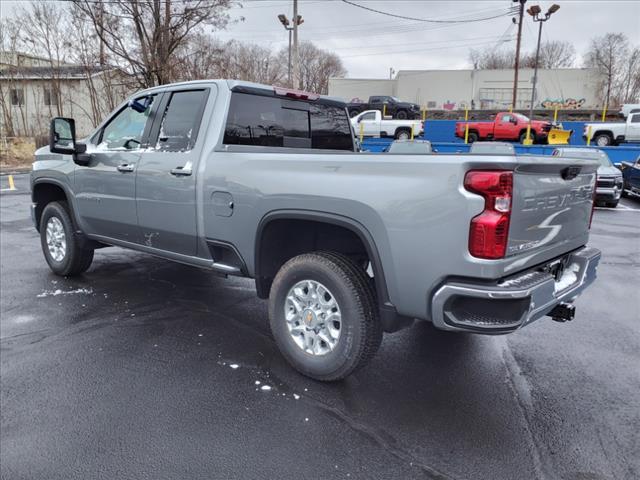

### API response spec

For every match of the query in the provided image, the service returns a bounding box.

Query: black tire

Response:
[467,132,479,143]
[395,110,408,120]
[395,128,411,140]
[268,252,382,381]
[621,187,629,198]
[593,132,613,147]
[605,200,619,208]
[519,131,534,144]
[348,108,361,118]
[40,201,94,276]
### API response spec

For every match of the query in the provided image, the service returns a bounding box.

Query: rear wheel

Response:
[467,132,479,143]
[40,201,94,276]
[594,132,613,147]
[268,252,382,381]
[395,129,411,140]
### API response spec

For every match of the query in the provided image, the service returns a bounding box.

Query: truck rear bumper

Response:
[430,246,601,334]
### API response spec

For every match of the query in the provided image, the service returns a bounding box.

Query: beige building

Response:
[329,68,604,111]
[0,51,130,138]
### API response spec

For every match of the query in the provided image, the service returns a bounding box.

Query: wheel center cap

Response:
[302,309,317,327]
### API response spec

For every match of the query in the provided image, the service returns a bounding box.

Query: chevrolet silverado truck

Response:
[32,80,601,381]
[347,95,421,119]
[583,111,640,146]
[552,147,623,208]
[351,110,423,140]
[456,112,553,144]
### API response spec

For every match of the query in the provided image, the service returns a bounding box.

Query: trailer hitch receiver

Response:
[548,302,576,323]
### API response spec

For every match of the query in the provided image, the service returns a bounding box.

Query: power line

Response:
[340,0,517,24]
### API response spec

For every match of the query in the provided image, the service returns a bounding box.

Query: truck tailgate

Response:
[507,158,598,257]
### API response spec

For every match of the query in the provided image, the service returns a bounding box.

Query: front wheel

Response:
[395,110,408,120]
[605,200,619,208]
[268,252,382,381]
[519,131,535,144]
[40,201,94,276]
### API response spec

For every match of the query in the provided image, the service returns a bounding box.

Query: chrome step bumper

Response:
[430,246,601,334]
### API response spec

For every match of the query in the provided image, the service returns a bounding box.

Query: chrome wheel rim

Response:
[596,136,609,146]
[285,280,341,356]
[45,217,66,262]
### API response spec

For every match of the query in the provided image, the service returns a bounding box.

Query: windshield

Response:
[390,97,400,102]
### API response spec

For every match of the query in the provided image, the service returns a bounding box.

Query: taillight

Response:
[464,170,513,259]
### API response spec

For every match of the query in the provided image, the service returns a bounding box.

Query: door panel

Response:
[627,114,640,141]
[135,88,211,256]
[75,94,159,242]
[494,113,513,139]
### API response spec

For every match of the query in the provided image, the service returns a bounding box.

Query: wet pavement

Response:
[1,173,639,480]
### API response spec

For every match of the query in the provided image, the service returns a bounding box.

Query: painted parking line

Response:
[0,175,17,192]
[595,206,640,212]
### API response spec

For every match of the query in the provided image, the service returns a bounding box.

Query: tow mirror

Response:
[49,117,90,166]
[49,117,77,154]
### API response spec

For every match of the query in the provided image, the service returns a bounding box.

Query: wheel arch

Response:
[31,179,75,232]
[254,210,391,305]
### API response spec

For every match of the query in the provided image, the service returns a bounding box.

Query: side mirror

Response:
[128,97,150,113]
[49,117,77,154]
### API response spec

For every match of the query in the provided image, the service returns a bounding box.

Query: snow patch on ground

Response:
[37,288,93,298]
[229,364,239,369]
[260,385,272,391]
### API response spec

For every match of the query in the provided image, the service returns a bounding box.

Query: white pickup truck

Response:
[583,111,640,146]
[351,110,424,140]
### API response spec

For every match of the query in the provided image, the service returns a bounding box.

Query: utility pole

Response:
[512,0,526,111]
[292,0,299,89]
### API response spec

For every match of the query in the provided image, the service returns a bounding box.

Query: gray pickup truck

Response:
[32,80,601,381]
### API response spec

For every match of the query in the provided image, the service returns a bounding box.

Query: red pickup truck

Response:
[455,112,553,144]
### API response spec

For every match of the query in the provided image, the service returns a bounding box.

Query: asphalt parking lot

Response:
[1,173,639,480]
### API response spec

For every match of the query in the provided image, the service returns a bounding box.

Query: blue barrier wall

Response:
[361,137,640,164]
[420,119,638,147]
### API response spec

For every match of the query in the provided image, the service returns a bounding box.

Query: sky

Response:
[1,0,639,78]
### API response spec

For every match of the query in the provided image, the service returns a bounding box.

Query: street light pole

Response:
[523,4,560,145]
[278,10,303,89]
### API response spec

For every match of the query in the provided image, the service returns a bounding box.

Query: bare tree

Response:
[585,33,629,107]
[470,41,575,70]
[283,41,346,94]
[72,0,233,88]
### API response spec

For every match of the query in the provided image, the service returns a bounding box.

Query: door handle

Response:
[117,163,135,173]
[170,166,192,177]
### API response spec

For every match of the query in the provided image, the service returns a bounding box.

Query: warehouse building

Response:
[328,68,604,111]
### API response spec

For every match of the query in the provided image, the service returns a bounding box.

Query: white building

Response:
[0,51,130,138]
[329,68,604,111]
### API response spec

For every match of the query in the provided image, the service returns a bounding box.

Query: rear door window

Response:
[155,90,208,151]
[223,92,353,151]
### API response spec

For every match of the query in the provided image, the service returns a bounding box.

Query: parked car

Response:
[455,112,553,144]
[383,139,432,154]
[618,103,640,119]
[33,80,601,381]
[469,141,516,155]
[552,147,623,208]
[351,110,423,140]
[348,95,421,119]
[583,111,640,146]
[620,155,640,197]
